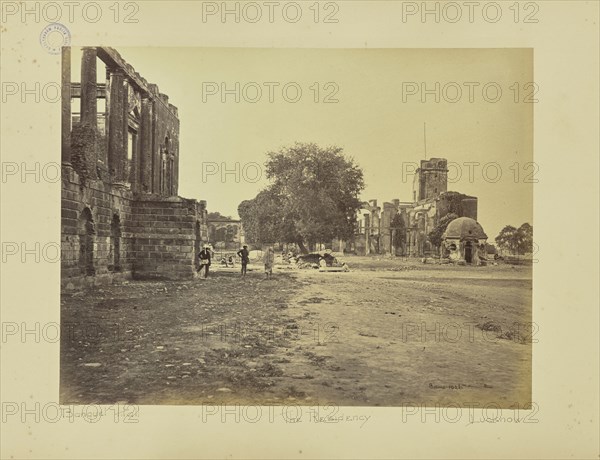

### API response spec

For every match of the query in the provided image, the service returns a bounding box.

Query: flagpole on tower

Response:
[423,122,427,160]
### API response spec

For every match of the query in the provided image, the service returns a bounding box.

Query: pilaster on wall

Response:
[120,79,130,185]
[140,97,153,192]
[61,47,71,165]
[108,68,125,182]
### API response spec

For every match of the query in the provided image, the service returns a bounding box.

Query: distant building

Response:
[344,157,482,258]
[442,217,488,265]
[207,217,244,250]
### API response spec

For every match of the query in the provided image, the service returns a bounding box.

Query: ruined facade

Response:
[61,47,208,286]
[345,157,480,258]
[207,218,244,250]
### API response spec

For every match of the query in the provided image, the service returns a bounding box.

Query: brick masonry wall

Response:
[130,197,203,280]
[61,165,207,286]
[61,165,134,285]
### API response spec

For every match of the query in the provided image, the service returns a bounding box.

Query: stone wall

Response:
[61,47,208,288]
[61,165,134,286]
[435,192,478,221]
[130,197,202,280]
[152,92,180,196]
[61,167,207,286]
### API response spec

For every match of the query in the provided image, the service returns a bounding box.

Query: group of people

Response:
[196,245,275,280]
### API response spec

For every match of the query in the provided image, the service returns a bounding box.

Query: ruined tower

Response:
[414,157,448,201]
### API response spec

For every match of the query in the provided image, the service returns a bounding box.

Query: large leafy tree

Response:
[516,223,533,254]
[238,189,289,245]
[238,143,364,252]
[495,223,533,255]
[496,225,519,253]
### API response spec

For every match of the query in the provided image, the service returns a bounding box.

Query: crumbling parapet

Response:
[67,46,179,195]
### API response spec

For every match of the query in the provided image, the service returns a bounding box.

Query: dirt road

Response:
[60,258,532,407]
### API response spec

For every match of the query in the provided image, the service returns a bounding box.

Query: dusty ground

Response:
[60,257,532,407]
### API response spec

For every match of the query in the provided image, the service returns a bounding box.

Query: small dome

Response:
[443,217,487,240]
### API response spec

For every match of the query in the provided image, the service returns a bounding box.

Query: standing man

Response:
[264,246,275,280]
[237,245,250,277]
[197,245,211,279]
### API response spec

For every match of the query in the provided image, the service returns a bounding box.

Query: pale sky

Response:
[73,47,533,240]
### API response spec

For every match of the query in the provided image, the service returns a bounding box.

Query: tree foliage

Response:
[495,223,533,255]
[238,143,364,251]
[207,211,232,221]
[442,192,466,215]
[428,213,459,250]
[391,213,407,255]
[238,189,288,245]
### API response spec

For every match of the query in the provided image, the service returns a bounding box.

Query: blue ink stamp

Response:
[40,23,71,55]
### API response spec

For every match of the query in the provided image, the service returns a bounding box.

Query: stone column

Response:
[140,96,153,192]
[121,81,130,185]
[80,47,97,127]
[173,138,179,196]
[152,103,161,194]
[132,117,141,192]
[61,47,71,164]
[107,68,125,181]
[71,47,98,179]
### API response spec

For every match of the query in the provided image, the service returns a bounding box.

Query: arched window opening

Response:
[78,207,95,276]
[109,214,122,272]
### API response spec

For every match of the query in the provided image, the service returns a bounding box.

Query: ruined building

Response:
[207,216,244,251]
[61,47,208,286]
[345,157,484,259]
[442,217,488,265]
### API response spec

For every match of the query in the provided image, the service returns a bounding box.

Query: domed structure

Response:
[442,217,488,265]
[443,217,487,240]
